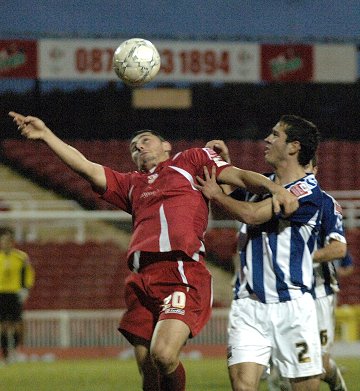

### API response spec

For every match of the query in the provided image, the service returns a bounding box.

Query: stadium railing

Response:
[23,308,230,349]
[0,209,132,243]
[23,307,360,351]
[329,190,360,228]
[0,191,359,244]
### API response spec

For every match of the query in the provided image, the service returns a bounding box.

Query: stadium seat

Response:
[2,139,359,209]
[23,241,130,310]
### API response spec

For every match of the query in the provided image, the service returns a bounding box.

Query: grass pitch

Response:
[1,357,359,391]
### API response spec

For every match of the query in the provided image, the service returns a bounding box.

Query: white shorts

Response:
[227,293,322,378]
[315,294,335,354]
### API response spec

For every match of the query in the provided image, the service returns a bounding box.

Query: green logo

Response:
[270,56,303,78]
[0,52,26,71]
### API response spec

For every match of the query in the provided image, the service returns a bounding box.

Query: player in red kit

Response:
[9,112,298,391]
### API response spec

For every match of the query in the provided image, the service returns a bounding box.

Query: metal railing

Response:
[23,307,359,349]
[24,309,230,348]
[0,190,359,243]
[329,190,360,229]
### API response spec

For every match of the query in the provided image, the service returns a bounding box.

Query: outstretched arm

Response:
[196,166,274,225]
[206,139,298,217]
[9,112,106,192]
[217,165,298,217]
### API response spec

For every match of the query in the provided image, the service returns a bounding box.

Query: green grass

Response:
[1,357,359,391]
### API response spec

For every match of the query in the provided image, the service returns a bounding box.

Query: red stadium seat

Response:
[22,241,129,310]
[2,139,359,208]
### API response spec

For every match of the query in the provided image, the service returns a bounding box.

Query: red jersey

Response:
[100,148,230,270]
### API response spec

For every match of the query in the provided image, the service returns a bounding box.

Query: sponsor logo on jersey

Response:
[147,173,158,184]
[140,190,159,199]
[289,181,312,199]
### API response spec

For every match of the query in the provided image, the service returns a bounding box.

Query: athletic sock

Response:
[324,359,347,391]
[160,361,186,391]
[0,333,9,360]
[143,376,160,391]
[142,365,161,391]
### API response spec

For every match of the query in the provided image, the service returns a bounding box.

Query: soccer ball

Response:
[112,38,161,87]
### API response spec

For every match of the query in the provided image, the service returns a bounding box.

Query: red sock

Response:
[160,361,186,391]
[142,371,161,391]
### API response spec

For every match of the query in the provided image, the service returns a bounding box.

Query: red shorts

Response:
[119,259,213,345]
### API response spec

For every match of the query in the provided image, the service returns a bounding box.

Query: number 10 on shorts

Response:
[161,291,186,315]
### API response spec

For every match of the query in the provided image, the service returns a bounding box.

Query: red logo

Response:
[289,182,312,199]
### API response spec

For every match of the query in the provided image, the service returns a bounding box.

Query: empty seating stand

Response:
[2,139,359,208]
[1,139,115,210]
[22,241,130,310]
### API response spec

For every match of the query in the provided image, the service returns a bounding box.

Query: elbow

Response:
[245,216,264,225]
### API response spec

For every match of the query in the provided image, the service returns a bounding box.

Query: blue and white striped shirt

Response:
[311,191,346,298]
[232,173,323,304]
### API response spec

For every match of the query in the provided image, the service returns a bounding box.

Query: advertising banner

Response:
[261,44,313,82]
[38,39,260,82]
[314,44,357,82]
[0,39,355,83]
[0,40,37,78]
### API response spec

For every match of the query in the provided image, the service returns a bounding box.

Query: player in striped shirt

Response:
[269,159,353,391]
[197,115,323,391]
[266,157,351,391]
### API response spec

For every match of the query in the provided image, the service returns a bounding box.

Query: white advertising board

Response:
[39,39,260,82]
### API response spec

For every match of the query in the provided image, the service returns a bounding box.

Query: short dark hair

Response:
[280,115,321,166]
[311,154,318,167]
[130,129,166,142]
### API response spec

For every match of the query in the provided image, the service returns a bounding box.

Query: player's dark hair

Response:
[130,129,166,142]
[280,115,321,166]
[311,154,318,167]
